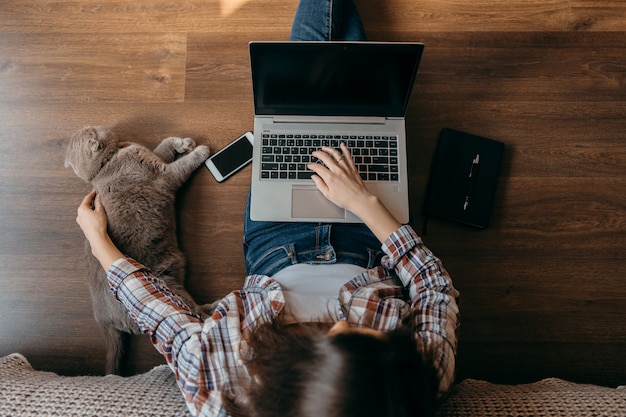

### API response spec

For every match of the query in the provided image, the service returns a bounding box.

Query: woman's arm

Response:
[308,142,401,242]
[75,190,284,416]
[383,225,460,394]
[309,147,460,392]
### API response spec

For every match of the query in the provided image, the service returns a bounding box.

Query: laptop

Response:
[249,41,424,223]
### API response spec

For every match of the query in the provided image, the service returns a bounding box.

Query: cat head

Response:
[65,126,120,182]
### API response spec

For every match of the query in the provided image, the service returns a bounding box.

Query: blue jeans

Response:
[289,0,366,41]
[244,194,382,276]
[243,0,376,276]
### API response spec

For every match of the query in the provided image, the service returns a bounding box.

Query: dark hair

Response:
[223,319,438,417]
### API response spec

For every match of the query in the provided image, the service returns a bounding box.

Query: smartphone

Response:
[205,132,254,182]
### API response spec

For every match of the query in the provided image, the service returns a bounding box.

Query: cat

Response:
[65,125,216,375]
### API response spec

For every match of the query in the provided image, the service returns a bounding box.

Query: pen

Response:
[463,153,480,211]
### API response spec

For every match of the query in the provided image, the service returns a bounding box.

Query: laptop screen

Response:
[250,42,424,118]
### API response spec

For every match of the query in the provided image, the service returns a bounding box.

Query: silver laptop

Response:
[249,41,424,223]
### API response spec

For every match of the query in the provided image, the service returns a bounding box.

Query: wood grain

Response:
[0,33,187,103]
[0,0,624,387]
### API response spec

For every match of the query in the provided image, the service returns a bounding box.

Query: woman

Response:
[76,2,460,416]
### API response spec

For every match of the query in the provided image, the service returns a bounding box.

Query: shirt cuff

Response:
[381,224,421,268]
[107,257,148,298]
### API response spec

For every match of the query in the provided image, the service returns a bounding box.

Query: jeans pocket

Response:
[245,243,297,276]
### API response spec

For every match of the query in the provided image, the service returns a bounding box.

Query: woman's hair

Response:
[223,318,438,417]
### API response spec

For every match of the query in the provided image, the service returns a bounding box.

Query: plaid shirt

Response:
[107,225,459,417]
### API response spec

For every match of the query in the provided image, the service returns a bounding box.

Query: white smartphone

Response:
[205,132,254,182]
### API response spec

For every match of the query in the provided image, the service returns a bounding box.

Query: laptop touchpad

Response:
[292,187,345,219]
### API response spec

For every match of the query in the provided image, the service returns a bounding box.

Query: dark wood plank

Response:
[420,177,626,256]
[0,33,187,103]
[361,0,626,33]
[4,1,624,33]
[0,0,297,33]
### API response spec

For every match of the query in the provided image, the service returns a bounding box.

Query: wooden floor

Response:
[1,0,625,387]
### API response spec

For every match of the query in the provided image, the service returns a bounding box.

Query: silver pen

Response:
[463,154,480,211]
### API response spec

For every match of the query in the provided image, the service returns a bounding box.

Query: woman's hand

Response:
[76,190,125,271]
[308,143,373,214]
[76,190,108,245]
[308,143,402,242]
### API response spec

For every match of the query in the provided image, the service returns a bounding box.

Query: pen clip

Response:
[468,154,480,178]
[464,154,480,211]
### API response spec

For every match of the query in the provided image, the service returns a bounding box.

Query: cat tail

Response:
[102,326,129,375]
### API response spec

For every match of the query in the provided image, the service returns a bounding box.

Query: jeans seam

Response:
[327,0,333,40]
[315,224,320,248]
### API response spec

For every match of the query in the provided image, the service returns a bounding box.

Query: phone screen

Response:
[210,135,253,177]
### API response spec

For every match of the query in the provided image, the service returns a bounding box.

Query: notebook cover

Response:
[423,128,505,229]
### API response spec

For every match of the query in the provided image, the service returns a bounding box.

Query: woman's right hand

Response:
[308,143,402,243]
[308,143,373,214]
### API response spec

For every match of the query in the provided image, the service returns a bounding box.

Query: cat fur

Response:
[65,125,215,375]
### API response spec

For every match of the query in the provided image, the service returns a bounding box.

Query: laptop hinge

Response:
[272,115,387,124]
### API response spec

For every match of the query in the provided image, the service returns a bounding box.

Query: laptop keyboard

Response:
[260,133,399,181]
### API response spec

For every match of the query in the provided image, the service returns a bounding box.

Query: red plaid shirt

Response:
[107,225,459,416]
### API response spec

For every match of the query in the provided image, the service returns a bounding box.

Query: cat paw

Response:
[174,137,197,154]
[194,144,211,160]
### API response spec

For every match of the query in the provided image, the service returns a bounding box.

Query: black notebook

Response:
[423,128,505,229]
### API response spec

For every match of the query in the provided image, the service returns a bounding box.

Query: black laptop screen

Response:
[249,42,424,117]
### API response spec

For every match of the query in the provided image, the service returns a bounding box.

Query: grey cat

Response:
[65,126,215,375]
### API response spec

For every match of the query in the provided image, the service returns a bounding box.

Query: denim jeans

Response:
[289,0,366,41]
[244,0,376,276]
[243,193,382,276]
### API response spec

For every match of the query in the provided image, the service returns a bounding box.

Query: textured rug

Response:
[0,353,190,417]
[437,376,626,417]
[2,352,625,417]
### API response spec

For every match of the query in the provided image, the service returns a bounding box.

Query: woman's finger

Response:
[307,161,331,184]
[312,145,348,171]
[337,142,356,170]
[94,193,104,213]
[80,190,97,210]
[312,147,336,167]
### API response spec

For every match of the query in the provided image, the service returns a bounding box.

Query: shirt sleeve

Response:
[106,258,284,417]
[381,225,460,394]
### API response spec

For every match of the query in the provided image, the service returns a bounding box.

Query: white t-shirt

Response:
[272,263,366,324]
